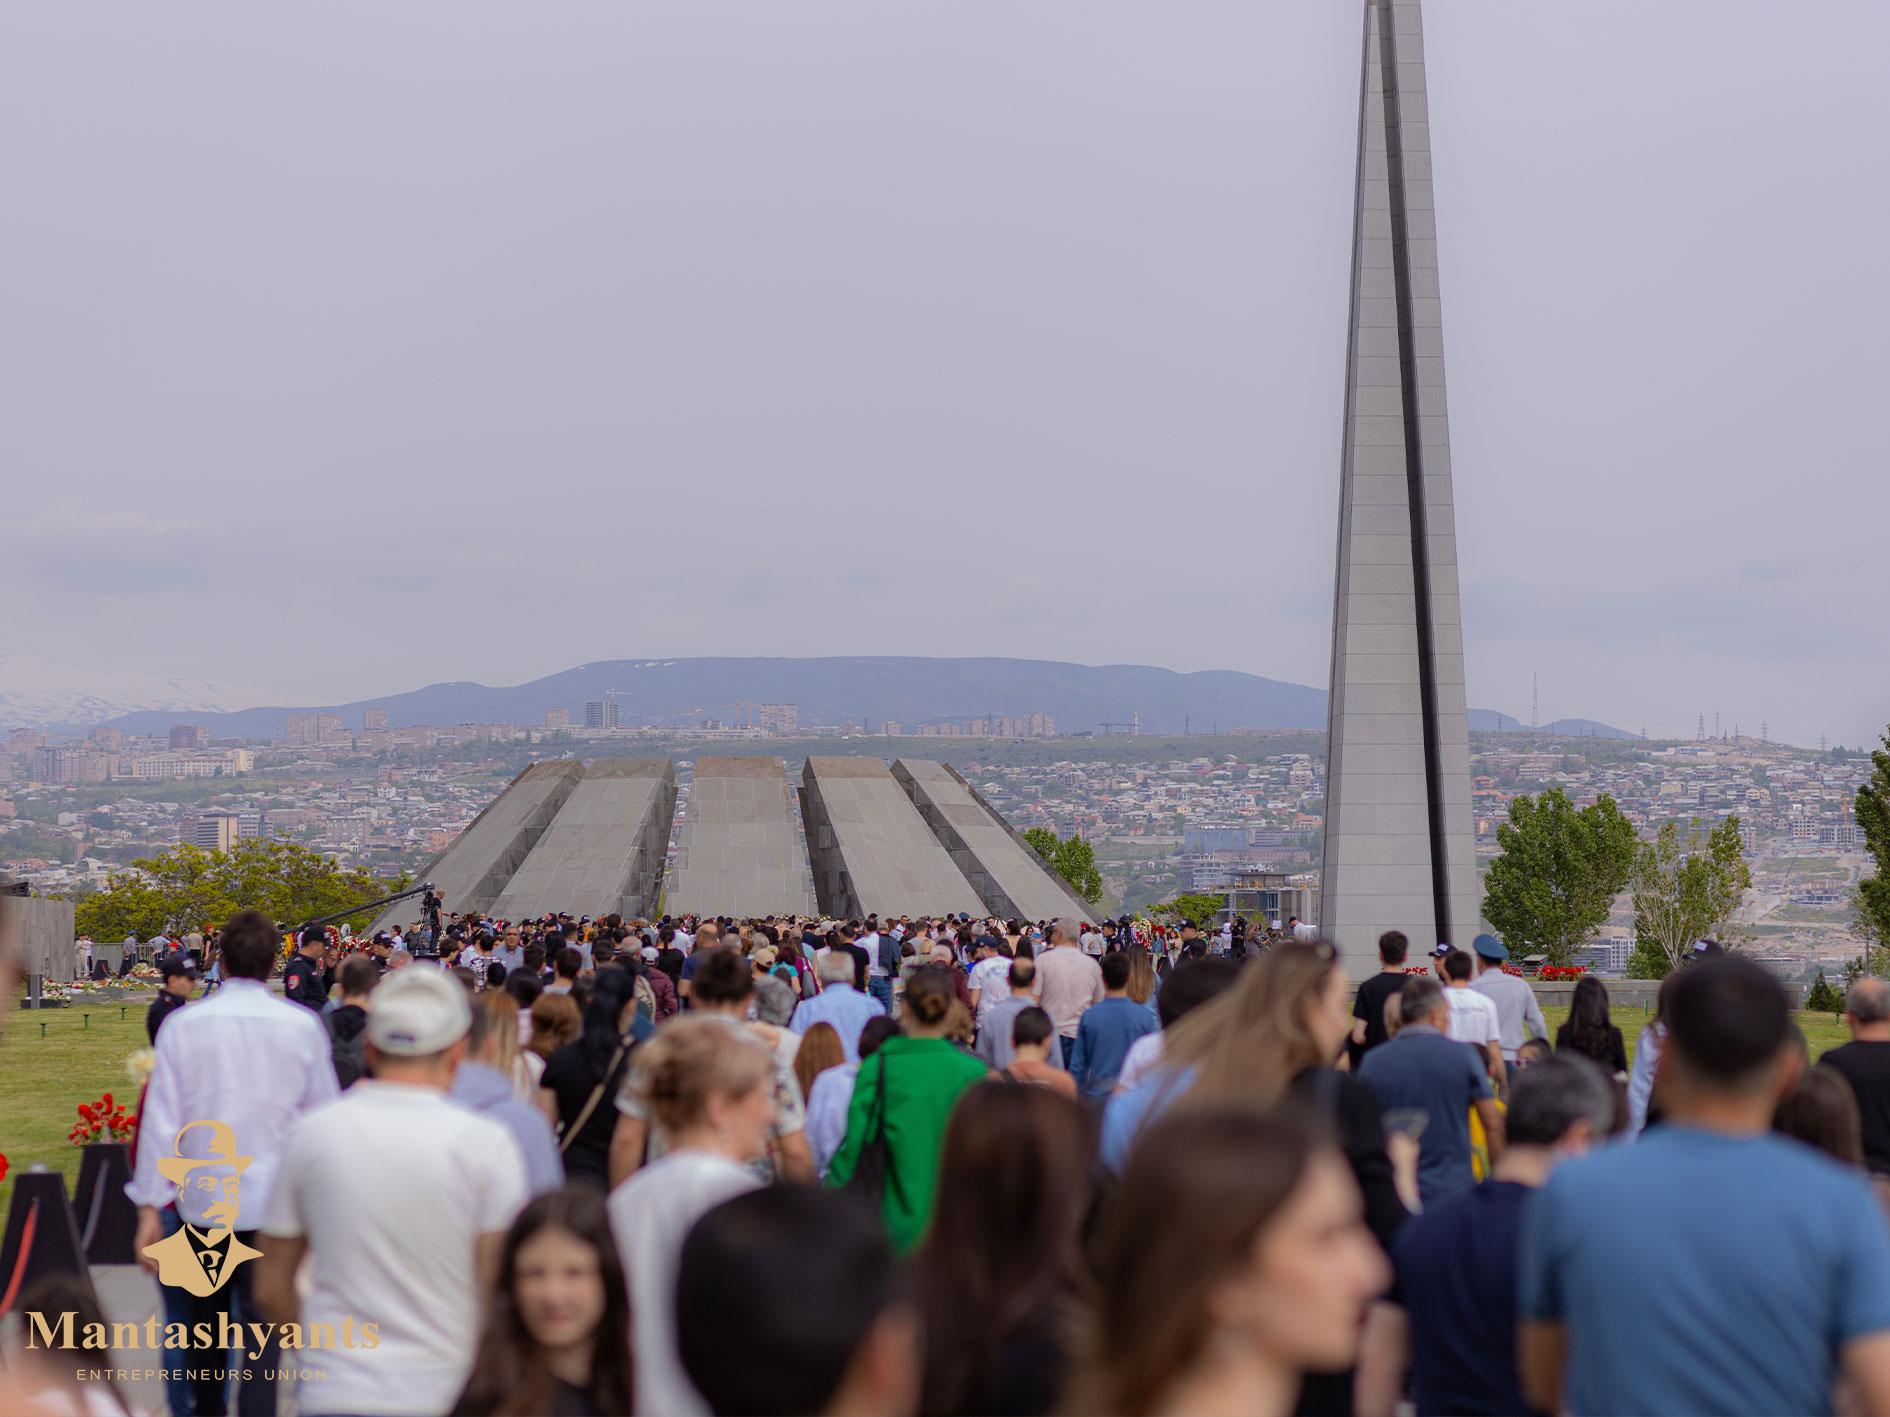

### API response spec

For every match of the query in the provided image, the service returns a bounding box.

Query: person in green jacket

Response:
[828,965,989,1252]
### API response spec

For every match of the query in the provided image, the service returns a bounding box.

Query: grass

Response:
[1539,1005,1851,1069]
[1,993,157,1217]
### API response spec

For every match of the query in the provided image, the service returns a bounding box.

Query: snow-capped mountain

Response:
[0,654,291,730]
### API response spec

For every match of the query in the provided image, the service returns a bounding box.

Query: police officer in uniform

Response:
[146,953,199,1042]
[282,924,329,1015]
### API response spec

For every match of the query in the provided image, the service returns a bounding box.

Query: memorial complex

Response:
[378,753,1085,926]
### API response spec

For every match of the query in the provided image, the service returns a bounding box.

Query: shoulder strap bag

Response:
[559,1022,637,1157]
[842,1054,891,1205]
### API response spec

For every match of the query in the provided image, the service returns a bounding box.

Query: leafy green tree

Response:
[1024,827,1104,906]
[73,840,408,940]
[1805,971,1843,1015]
[1842,947,1890,990]
[1627,816,1751,979]
[1483,788,1637,967]
[1157,892,1226,929]
[1854,726,1890,948]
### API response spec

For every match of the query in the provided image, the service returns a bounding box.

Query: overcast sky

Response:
[4,2,1885,747]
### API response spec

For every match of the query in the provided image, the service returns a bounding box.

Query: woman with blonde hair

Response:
[1101,941,1405,1244]
[607,1015,776,1417]
[1123,944,1157,1011]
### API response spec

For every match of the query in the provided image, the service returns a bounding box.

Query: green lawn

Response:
[1,994,157,1216]
[1540,1005,1850,1068]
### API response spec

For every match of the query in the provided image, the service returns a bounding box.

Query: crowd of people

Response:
[12,902,1890,1416]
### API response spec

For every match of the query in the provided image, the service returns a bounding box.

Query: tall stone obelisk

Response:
[1321,0,1479,978]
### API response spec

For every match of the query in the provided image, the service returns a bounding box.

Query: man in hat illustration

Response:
[140,1119,265,1297]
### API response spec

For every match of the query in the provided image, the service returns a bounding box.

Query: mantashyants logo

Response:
[24,1116,378,1361]
[140,1119,262,1296]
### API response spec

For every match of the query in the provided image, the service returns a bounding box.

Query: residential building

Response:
[184,810,239,853]
[756,704,798,734]
[169,724,210,750]
[364,708,390,731]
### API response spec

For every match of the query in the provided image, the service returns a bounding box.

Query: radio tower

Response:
[1697,714,1706,741]
[1761,719,1769,745]
[1531,672,1539,735]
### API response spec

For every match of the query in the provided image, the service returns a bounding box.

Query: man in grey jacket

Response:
[976,958,1063,1070]
[1469,934,1548,1064]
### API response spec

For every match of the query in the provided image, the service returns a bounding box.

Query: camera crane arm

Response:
[300,881,437,931]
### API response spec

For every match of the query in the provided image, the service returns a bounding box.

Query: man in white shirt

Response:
[1441,947,1506,1089]
[967,936,1012,1032]
[128,908,338,1417]
[257,966,528,1417]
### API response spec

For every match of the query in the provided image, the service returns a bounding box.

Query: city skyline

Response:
[3,3,1885,747]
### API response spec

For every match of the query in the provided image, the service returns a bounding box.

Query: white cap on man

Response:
[366,966,471,1056]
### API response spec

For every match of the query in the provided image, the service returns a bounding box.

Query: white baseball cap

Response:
[367,966,472,1056]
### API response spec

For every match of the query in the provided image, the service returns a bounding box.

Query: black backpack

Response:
[327,1011,368,1090]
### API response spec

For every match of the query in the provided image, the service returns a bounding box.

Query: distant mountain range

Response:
[1465,710,1640,740]
[2,653,1634,742]
[0,654,291,733]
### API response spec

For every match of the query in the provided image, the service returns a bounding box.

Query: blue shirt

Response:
[1068,997,1159,1098]
[1518,1127,1890,1416]
[1357,1025,1491,1204]
[1389,1179,1535,1417]
[448,1061,564,1197]
[1100,1068,1194,1174]
[790,983,887,1063]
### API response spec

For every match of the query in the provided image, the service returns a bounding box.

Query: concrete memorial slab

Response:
[491,757,678,922]
[800,757,986,920]
[667,757,818,919]
[892,760,1092,922]
[370,760,586,932]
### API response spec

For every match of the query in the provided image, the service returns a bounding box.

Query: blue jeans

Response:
[181,1225,278,1416]
[158,1208,197,1415]
[869,977,894,1012]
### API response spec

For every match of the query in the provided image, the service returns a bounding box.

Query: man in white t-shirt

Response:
[257,967,528,1417]
[967,936,1011,1031]
[1439,947,1506,1090]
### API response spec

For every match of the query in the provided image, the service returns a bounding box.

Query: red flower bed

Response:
[68,1092,138,1147]
[1403,965,1431,976]
[1538,966,1588,981]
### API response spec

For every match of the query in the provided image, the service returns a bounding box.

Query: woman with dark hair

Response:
[911,1082,1094,1416]
[1556,975,1628,1076]
[538,967,649,1186]
[454,1187,632,1416]
[1076,1111,1388,1417]
[828,965,989,1252]
[1774,1063,1866,1166]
